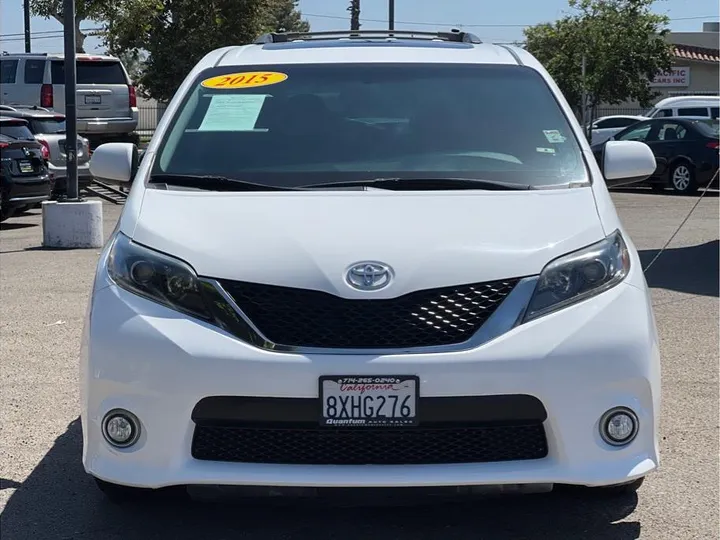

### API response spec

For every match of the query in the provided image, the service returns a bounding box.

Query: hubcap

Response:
[672,166,690,190]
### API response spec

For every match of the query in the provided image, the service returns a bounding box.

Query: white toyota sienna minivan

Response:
[83,30,661,503]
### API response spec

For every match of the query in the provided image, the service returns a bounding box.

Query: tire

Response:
[669,161,697,195]
[94,477,188,504]
[593,476,645,496]
[0,190,13,222]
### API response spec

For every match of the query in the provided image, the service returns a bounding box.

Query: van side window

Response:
[24,59,46,84]
[711,107,719,119]
[658,109,674,117]
[677,107,708,116]
[0,59,18,83]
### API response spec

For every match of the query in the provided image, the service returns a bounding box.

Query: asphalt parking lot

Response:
[1,190,718,540]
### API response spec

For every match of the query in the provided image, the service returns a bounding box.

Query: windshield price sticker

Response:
[201,72,288,89]
[320,375,419,427]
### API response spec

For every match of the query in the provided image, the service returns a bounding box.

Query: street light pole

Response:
[23,0,31,52]
[388,0,395,31]
[63,0,79,201]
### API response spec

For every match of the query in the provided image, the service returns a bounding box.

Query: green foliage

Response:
[107,0,310,101]
[29,0,110,51]
[31,0,309,100]
[524,0,673,115]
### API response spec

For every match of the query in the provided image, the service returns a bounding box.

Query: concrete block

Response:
[42,200,104,249]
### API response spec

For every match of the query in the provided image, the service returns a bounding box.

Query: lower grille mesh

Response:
[191,423,548,465]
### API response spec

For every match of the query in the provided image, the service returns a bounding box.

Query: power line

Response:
[302,12,720,28]
[0,27,103,39]
[2,11,716,41]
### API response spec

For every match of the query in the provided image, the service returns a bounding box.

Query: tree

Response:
[103,0,310,102]
[524,0,673,123]
[263,0,310,33]
[29,0,108,52]
[348,0,360,31]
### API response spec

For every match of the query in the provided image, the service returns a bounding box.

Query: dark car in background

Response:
[0,117,52,220]
[592,117,719,195]
[0,105,92,198]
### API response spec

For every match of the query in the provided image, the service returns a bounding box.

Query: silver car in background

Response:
[0,105,91,197]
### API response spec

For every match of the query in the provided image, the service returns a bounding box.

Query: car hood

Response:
[130,187,605,298]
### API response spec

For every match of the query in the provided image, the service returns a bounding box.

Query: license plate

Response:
[85,95,101,104]
[18,160,33,173]
[320,375,419,427]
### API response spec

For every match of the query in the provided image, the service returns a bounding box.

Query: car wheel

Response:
[670,161,697,195]
[592,477,645,496]
[94,477,188,504]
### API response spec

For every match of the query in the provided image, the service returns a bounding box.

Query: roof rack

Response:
[254,29,482,45]
[0,105,51,112]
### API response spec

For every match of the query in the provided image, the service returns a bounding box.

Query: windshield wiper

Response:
[300,177,533,191]
[149,174,300,192]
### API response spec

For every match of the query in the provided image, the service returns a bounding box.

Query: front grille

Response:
[217,278,519,349]
[191,423,548,465]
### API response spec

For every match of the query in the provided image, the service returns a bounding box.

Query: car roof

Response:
[1,52,120,61]
[195,30,534,71]
[0,107,62,119]
[653,95,720,107]
[595,115,647,120]
[0,115,29,124]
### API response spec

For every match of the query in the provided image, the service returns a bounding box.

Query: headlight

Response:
[524,230,630,322]
[106,233,269,347]
[108,232,212,320]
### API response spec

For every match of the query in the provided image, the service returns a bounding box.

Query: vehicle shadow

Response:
[0,221,37,231]
[2,418,642,540]
[640,240,719,297]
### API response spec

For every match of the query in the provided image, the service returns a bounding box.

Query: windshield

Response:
[153,63,588,189]
[30,117,66,134]
[0,123,35,141]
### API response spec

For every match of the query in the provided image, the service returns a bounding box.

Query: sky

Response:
[1,0,718,54]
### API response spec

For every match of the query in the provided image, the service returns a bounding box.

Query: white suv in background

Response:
[646,95,720,119]
[0,53,139,146]
[84,29,661,504]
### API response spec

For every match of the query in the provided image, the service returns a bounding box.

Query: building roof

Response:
[673,44,720,64]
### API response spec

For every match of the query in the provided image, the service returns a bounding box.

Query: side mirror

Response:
[89,142,138,184]
[602,140,656,187]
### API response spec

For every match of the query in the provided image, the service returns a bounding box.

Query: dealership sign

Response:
[650,66,690,87]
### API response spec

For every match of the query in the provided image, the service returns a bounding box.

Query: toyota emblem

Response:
[346,262,393,291]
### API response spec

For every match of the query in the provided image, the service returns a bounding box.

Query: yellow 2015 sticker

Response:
[201,71,287,89]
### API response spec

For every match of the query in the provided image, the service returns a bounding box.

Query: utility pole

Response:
[389,0,395,31]
[581,53,589,139]
[63,0,79,200]
[23,0,31,52]
[348,0,360,31]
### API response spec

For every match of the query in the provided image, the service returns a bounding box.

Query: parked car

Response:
[586,115,648,145]
[84,29,660,503]
[0,105,92,197]
[0,117,52,220]
[645,95,719,120]
[0,52,139,147]
[592,117,719,194]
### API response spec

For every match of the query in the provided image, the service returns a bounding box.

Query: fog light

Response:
[102,409,141,448]
[600,407,638,446]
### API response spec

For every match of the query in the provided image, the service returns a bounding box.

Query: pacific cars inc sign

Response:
[650,66,690,87]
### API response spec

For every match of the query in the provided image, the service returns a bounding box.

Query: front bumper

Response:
[81,280,660,490]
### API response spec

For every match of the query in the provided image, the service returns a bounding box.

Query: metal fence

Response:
[594,108,648,118]
[137,105,168,137]
[133,105,650,139]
